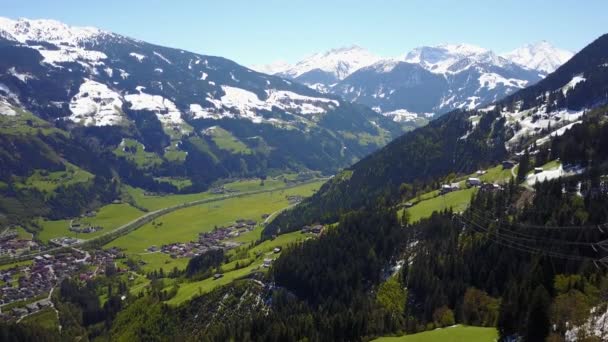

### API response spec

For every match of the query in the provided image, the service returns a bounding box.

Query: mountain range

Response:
[252,42,574,127]
[266,32,608,237]
[0,17,402,197]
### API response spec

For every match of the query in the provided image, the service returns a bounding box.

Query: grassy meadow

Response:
[373,325,498,342]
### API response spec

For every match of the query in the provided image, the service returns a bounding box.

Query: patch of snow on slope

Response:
[118,69,129,79]
[0,99,17,116]
[382,109,420,122]
[189,104,217,119]
[565,306,608,342]
[217,86,267,122]
[129,52,145,62]
[561,74,586,95]
[68,79,124,126]
[201,72,208,80]
[526,164,584,186]
[8,67,35,82]
[535,121,581,146]
[104,67,113,77]
[478,72,528,90]
[266,90,339,115]
[194,86,339,122]
[505,107,584,148]
[153,51,172,64]
[37,44,107,65]
[124,87,185,128]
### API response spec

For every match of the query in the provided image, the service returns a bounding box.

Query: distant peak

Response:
[501,41,574,73]
[0,16,104,44]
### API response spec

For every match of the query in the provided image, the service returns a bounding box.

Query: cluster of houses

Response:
[69,220,102,234]
[300,224,324,235]
[0,248,122,321]
[50,236,84,247]
[0,232,39,257]
[156,219,257,258]
[440,170,504,195]
[209,185,239,195]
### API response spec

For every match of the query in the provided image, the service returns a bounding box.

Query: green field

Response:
[37,203,144,243]
[399,162,518,224]
[479,164,516,183]
[123,177,287,212]
[113,138,163,169]
[373,325,498,342]
[206,126,252,154]
[403,187,477,224]
[108,182,321,254]
[223,177,285,192]
[0,259,32,271]
[20,308,58,331]
[14,226,33,240]
[0,107,66,136]
[17,163,93,193]
[129,252,190,274]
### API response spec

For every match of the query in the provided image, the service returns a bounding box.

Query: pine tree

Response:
[524,285,551,342]
[517,150,530,183]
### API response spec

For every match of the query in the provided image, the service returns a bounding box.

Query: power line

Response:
[457,214,598,262]
[466,208,603,247]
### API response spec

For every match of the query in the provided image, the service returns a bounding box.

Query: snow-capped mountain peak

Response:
[0,17,104,45]
[403,43,492,74]
[501,41,574,73]
[276,45,381,80]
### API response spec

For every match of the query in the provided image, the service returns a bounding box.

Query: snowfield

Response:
[129,52,146,62]
[68,79,124,126]
[124,87,186,129]
[526,164,585,186]
[478,72,528,90]
[561,75,586,95]
[0,99,17,116]
[190,86,339,122]
[382,109,420,122]
[566,306,608,342]
[504,107,585,148]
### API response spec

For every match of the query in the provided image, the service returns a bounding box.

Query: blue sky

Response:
[3,0,607,66]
